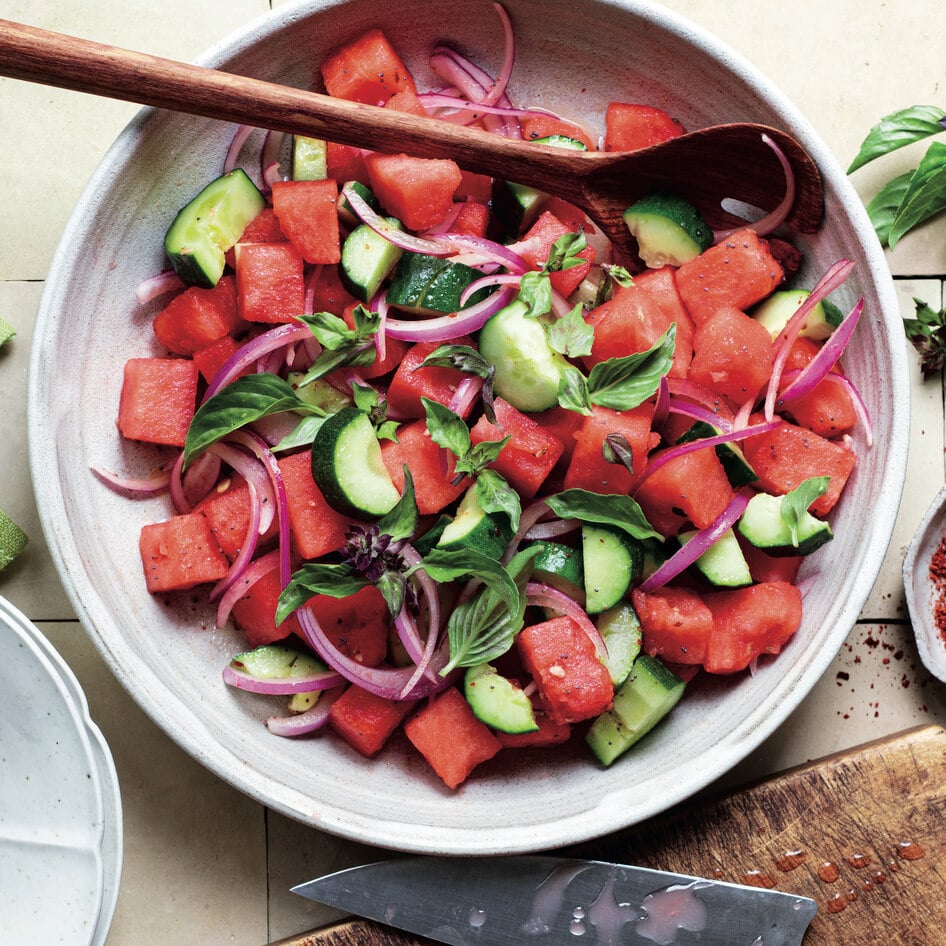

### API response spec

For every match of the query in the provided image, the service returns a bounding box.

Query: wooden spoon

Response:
[0,18,823,259]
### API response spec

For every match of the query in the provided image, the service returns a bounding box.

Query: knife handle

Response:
[265,918,432,946]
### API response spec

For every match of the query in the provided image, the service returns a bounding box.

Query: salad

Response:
[102,4,869,790]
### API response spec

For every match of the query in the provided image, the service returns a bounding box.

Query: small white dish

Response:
[0,596,122,945]
[903,486,946,683]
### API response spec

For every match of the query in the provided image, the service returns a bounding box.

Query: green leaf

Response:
[421,398,471,459]
[557,364,593,415]
[416,547,520,609]
[376,467,418,542]
[547,303,594,358]
[848,105,946,173]
[780,476,830,547]
[602,433,635,474]
[586,324,675,411]
[0,317,15,348]
[351,382,379,413]
[420,345,493,379]
[545,487,663,541]
[184,373,309,466]
[475,469,522,532]
[296,307,380,384]
[544,231,587,272]
[518,271,553,318]
[888,141,946,248]
[904,297,946,378]
[375,570,408,618]
[272,414,328,453]
[276,563,369,624]
[456,437,509,479]
[601,263,635,288]
[866,170,913,246]
[439,546,539,674]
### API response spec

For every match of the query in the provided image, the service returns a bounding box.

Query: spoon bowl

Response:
[0,16,822,259]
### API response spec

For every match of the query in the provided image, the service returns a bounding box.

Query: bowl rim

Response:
[27,0,910,854]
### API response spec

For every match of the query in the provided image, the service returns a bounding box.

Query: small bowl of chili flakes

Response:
[903,484,946,684]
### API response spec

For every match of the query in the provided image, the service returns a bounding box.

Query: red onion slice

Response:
[341,183,455,256]
[385,285,517,342]
[639,490,752,592]
[666,378,736,425]
[224,123,255,173]
[222,661,345,695]
[209,481,262,603]
[210,441,276,535]
[525,581,608,661]
[764,259,855,421]
[429,233,529,273]
[91,466,171,496]
[777,298,864,404]
[216,549,280,629]
[482,1,515,107]
[203,322,312,402]
[296,605,454,701]
[265,685,346,737]
[633,419,779,491]
[713,133,796,241]
[135,270,184,306]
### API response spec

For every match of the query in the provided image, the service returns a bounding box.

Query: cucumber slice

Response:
[478,300,571,412]
[623,192,712,268]
[753,289,841,342]
[491,179,546,237]
[292,135,328,181]
[738,491,833,556]
[386,252,490,315]
[527,540,585,604]
[586,654,685,766]
[581,523,643,614]
[595,601,643,686]
[437,485,514,559]
[230,644,327,679]
[529,135,588,151]
[341,220,404,302]
[679,527,752,587]
[464,663,539,734]
[311,407,400,518]
[165,168,266,288]
[676,420,757,487]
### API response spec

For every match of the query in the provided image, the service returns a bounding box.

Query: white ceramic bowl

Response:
[29,0,908,854]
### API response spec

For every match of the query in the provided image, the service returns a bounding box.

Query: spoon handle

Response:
[0,18,588,195]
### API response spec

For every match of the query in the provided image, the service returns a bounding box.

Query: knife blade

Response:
[292,855,817,946]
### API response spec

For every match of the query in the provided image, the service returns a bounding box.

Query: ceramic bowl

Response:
[29,0,908,854]
[903,487,946,684]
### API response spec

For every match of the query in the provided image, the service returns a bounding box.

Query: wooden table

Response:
[1,1,944,943]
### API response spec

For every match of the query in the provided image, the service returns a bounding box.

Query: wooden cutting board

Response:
[268,725,946,946]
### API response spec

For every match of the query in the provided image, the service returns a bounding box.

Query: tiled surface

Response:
[1,2,944,944]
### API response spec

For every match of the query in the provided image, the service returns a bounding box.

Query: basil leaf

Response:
[422,398,471,459]
[439,546,539,674]
[545,487,663,541]
[351,382,379,413]
[273,414,327,453]
[276,563,368,624]
[780,476,830,547]
[545,231,587,272]
[848,105,946,173]
[377,467,418,542]
[557,364,593,415]
[420,345,493,379]
[903,298,946,378]
[375,570,407,618]
[866,170,913,246]
[416,547,520,609]
[547,303,594,358]
[184,373,308,466]
[296,307,380,384]
[456,437,509,478]
[602,263,635,288]
[476,469,522,532]
[586,324,675,411]
[888,141,946,248]
[602,433,635,474]
[519,271,553,318]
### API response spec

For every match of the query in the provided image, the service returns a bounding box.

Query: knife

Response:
[292,855,818,946]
